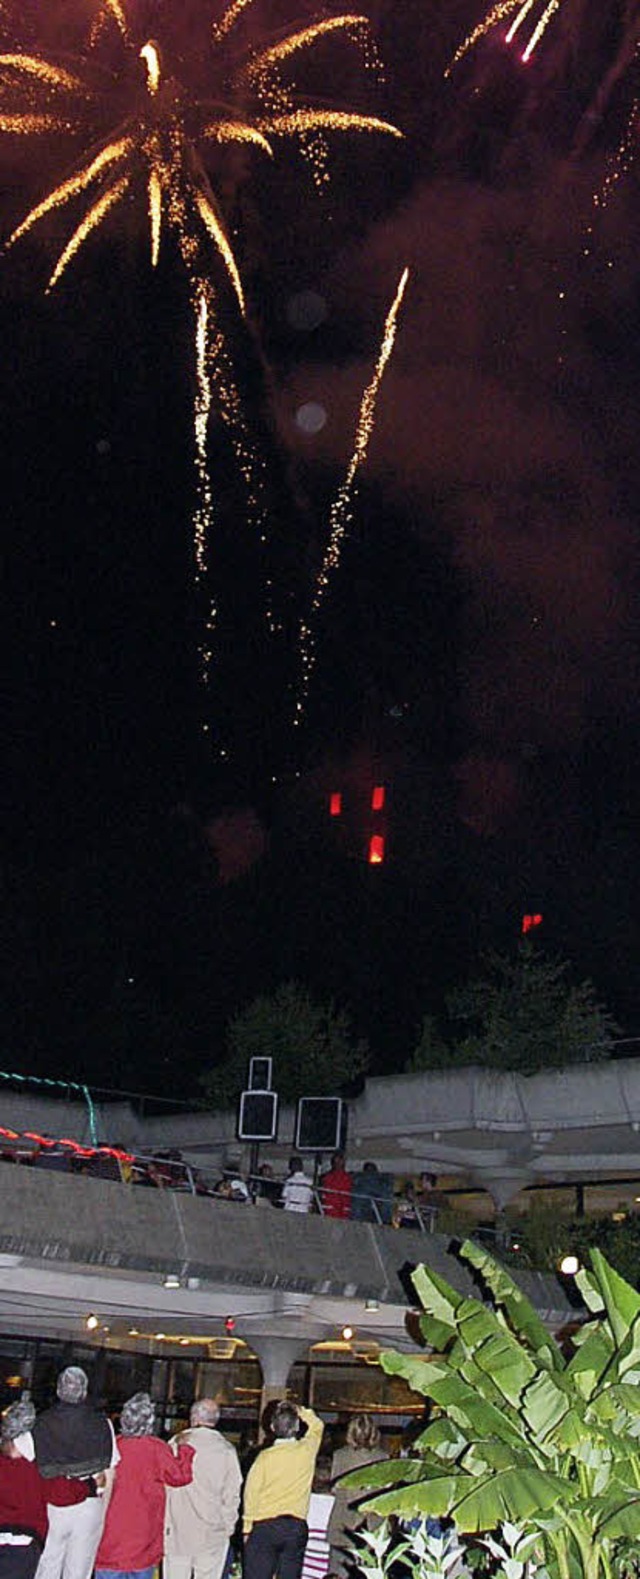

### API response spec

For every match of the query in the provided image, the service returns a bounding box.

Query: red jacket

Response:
[0,1456,49,1543]
[320,1167,352,1220]
[96,1436,194,1571]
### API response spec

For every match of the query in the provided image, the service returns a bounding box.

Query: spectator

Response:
[301,1461,333,1579]
[253,1165,281,1209]
[95,1391,194,1579]
[327,1415,386,1578]
[351,1164,393,1225]
[0,1401,48,1579]
[319,1154,351,1221]
[165,1398,242,1579]
[17,1366,118,1579]
[393,1183,421,1231]
[243,1403,324,1579]
[281,1157,313,1215]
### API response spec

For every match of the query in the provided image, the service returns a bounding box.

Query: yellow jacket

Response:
[243,1407,324,1534]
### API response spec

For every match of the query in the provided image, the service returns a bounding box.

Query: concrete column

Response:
[240,1333,311,1426]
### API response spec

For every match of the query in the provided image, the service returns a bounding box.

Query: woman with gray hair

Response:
[0,1403,48,1579]
[94,1393,194,1579]
[327,1416,386,1578]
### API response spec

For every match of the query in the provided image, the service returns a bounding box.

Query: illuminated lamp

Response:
[521,913,543,935]
[368,835,385,865]
[341,1325,354,1341]
[329,792,342,817]
[85,1314,99,1331]
[371,785,385,812]
[558,1253,579,1277]
[224,1316,236,1334]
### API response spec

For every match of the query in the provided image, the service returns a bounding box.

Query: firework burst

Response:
[0,1,400,736]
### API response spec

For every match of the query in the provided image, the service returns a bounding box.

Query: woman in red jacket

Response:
[95,1394,194,1579]
[0,1401,48,1579]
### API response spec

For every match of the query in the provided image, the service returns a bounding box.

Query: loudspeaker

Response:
[238,1090,279,1141]
[295,1097,346,1153]
[249,1056,272,1091]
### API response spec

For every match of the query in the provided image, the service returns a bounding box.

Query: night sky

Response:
[4,0,640,1097]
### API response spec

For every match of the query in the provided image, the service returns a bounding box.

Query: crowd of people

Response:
[0,1367,388,1579]
[0,1134,443,1230]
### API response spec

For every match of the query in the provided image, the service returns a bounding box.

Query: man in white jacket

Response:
[164,1400,241,1579]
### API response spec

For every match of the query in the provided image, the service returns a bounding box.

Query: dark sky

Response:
[4,0,640,1094]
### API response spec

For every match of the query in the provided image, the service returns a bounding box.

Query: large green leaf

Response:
[457,1319,537,1408]
[520,1370,575,1449]
[461,1240,564,1371]
[365,1462,572,1534]
[589,1250,640,1348]
[591,1496,640,1539]
[411,1263,464,1337]
[340,1457,427,1492]
[566,1326,615,1400]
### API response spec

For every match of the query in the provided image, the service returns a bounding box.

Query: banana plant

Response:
[346,1242,640,1579]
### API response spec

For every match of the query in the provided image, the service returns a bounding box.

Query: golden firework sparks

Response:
[1,0,400,706]
[447,0,566,73]
[295,268,410,724]
[47,173,132,291]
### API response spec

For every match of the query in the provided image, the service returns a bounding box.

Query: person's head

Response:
[271,1401,300,1440]
[346,1413,381,1451]
[120,1392,155,1437]
[57,1366,88,1404]
[363,1162,378,1174]
[288,1155,303,1176]
[331,1151,345,1170]
[420,1172,437,1190]
[190,1398,220,1429]
[1,1400,35,1454]
[259,1163,273,1178]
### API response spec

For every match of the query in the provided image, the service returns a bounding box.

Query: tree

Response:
[410,943,617,1075]
[348,1242,640,1579]
[201,980,369,1107]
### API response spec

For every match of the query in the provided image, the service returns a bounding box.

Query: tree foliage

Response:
[201,979,369,1107]
[410,943,617,1075]
[347,1242,640,1579]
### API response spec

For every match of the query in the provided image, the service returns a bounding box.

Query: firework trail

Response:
[0,0,400,712]
[295,267,410,725]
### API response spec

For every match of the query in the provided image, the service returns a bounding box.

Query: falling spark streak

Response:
[202,120,273,154]
[211,0,254,44]
[194,190,245,315]
[0,55,87,93]
[47,173,131,290]
[8,137,134,245]
[447,0,563,73]
[0,113,70,133]
[446,0,521,75]
[512,0,560,60]
[148,165,162,266]
[192,283,217,691]
[295,267,410,724]
[259,110,402,140]
[246,16,374,76]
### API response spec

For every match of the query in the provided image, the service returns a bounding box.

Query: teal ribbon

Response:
[0,1070,98,1146]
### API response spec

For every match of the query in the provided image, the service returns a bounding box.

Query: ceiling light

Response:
[85,1314,99,1331]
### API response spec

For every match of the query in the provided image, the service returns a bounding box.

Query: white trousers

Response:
[35,1499,106,1579]
[164,1537,230,1579]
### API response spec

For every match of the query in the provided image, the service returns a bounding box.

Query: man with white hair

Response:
[164,1399,241,1579]
[15,1367,117,1579]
